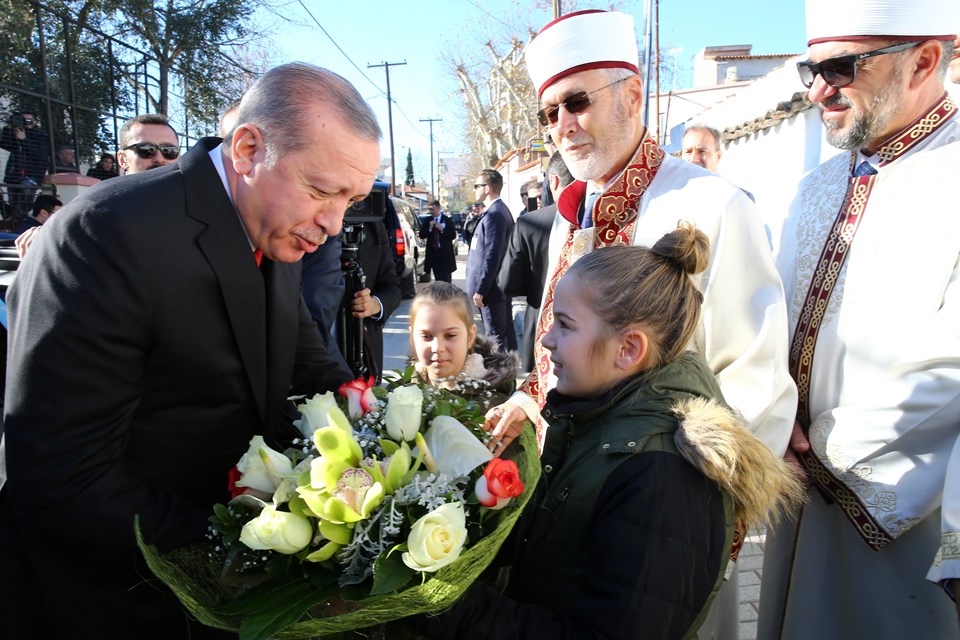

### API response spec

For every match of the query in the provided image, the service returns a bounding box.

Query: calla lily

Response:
[422,415,493,478]
[234,436,293,495]
[338,376,378,418]
[294,392,351,438]
[385,384,423,441]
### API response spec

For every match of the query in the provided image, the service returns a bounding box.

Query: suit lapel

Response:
[182,139,268,422]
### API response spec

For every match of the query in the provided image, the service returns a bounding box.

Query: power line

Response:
[295,0,385,97]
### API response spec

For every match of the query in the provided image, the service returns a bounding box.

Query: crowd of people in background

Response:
[1,1,959,638]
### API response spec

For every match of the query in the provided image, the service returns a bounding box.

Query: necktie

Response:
[854,161,878,177]
[253,248,263,267]
[433,219,441,249]
[582,191,601,229]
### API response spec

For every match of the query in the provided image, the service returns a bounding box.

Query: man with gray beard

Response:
[485,10,796,640]
[759,0,960,636]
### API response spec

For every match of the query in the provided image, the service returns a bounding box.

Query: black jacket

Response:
[424,353,736,640]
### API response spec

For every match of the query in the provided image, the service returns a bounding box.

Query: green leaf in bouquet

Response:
[379,438,400,457]
[212,575,333,640]
[264,553,295,576]
[369,548,416,595]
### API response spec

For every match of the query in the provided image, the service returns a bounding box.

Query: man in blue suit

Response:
[466,168,517,352]
[0,63,380,639]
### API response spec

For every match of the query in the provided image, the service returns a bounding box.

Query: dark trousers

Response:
[520,303,539,373]
[430,266,452,283]
[480,296,517,353]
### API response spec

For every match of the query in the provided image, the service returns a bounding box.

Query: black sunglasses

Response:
[123,142,181,160]
[797,41,921,89]
[474,182,487,188]
[537,78,626,127]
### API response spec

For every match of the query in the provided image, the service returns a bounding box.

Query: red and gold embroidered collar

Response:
[556,133,665,246]
[871,93,957,166]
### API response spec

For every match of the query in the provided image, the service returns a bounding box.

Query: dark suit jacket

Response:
[466,198,514,303]
[12,215,41,235]
[419,213,457,273]
[0,138,352,638]
[498,204,555,308]
[357,219,401,381]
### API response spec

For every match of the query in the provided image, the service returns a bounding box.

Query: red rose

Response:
[484,458,524,498]
[338,376,377,418]
[475,458,524,509]
[227,465,245,499]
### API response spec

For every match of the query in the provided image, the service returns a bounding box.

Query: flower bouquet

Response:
[137,370,539,640]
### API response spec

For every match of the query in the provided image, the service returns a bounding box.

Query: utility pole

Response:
[368,60,406,194]
[419,116,442,198]
[553,0,562,19]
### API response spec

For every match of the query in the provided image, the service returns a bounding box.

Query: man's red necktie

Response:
[253,249,263,267]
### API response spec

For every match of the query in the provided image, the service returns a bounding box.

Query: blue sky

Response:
[265,0,807,183]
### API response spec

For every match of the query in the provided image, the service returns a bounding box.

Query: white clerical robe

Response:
[760,96,960,639]
[523,153,797,454]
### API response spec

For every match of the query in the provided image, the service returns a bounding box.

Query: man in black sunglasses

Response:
[760,1,960,638]
[483,10,794,640]
[117,113,181,175]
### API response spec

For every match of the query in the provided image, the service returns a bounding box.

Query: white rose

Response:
[294,392,350,438]
[239,505,313,555]
[235,436,293,495]
[401,502,467,572]
[384,385,423,442]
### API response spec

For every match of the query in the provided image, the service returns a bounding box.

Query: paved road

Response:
[379,241,766,640]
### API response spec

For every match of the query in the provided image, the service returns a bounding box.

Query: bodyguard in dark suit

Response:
[498,153,574,371]
[419,199,457,282]
[498,205,555,371]
[0,63,382,639]
[467,169,517,352]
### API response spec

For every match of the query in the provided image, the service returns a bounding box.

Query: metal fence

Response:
[0,0,230,221]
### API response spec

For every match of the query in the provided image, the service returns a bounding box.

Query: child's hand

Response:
[483,403,529,456]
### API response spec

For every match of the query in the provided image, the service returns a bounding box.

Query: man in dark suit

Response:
[467,168,516,352]
[498,153,574,372]
[0,63,381,639]
[419,199,457,282]
[12,193,61,234]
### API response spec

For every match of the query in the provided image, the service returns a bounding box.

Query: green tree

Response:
[404,148,414,186]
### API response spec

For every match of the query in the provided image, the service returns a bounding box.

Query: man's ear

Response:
[231,123,266,176]
[621,74,646,115]
[908,40,943,88]
[616,328,649,371]
[116,151,129,174]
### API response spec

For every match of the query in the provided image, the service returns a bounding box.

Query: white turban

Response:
[806,0,959,45]
[525,10,639,99]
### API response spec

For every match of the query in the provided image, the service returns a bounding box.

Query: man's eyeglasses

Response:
[123,142,181,160]
[474,183,487,188]
[797,41,921,89]
[537,77,626,127]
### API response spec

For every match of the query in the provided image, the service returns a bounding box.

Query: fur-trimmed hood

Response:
[672,396,805,531]
[545,351,804,531]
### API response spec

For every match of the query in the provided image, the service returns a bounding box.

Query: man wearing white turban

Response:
[759,0,960,636]
[486,9,797,640]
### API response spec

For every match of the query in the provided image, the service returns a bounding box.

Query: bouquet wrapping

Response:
[137,370,539,640]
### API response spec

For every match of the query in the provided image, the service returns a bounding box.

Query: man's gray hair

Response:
[235,62,382,166]
[684,124,722,147]
[546,150,574,188]
[936,39,956,81]
[119,114,177,148]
